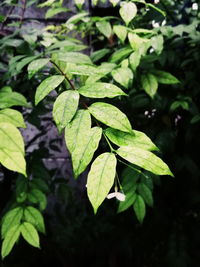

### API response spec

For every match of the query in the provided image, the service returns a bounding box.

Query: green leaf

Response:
[109,47,133,63]
[1,207,23,239]
[86,63,116,84]
[111,67,133,88]
[129,50,141,72]
[1,224,21,259]
[117,146,174,176]
[79,82,127,98]
[88,102,132,133]
[113,25,127,43]
[96,21,112,38]
[27,189,47,211]
[141,73,158,98]
[91,49,110,63]
[24,206,45,234]
[72,127,102,178]
[0,109,26,128]
[138,183,153,207]
[128,33,150,53]
[152,70,180,84]
[74,0,85,9]
[20,222,40,248]
[118,168,138,213]
[65,109,91,154]
[0,91,29,109]
[16,176,28,203]
[119,2,137,26]
[109,0,120,7]
[56,52,92,65]
[65,63,99,76]
[0,122,25,154]
[87,152,117,213]
[16,56,38,73]
[35,75,64,105]
[0,86,12,93]
[133,194,146,223]
[45,7,69,19]
[53,90,79,131]
[105,128,158,151]
[28,58,49,79]
[0,149,26,176]
[66,12,88,25]
[151,35,164,55]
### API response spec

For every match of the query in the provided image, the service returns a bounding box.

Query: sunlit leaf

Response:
[113,25,127,42]
[141,73,158,98]
[119,2,137,26]
[0,109,26,128]
[129,50,141,72]
[88,102,132,133]
[96,21,112,38]
[111,67,133,88]
[24,206,45,234]
[0,91,29,109]
[20,222,40,248]
[87,153,117,213]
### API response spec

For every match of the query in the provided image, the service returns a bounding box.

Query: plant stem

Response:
[118,158,149,179]
[50,60,76,90]
[102,131,115,153]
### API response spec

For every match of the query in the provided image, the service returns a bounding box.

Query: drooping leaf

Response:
[24,206,45,234]
[20,222,40,248]
[0,122,25,154]
[79,82,127,98]
[0,109,26,128]
[105,128,159,151]
[35,75,64,105]
[111,67,133,88]
[88,102,132,133]
[72,127,102,178]
[0,149,26,176]
[113,25,127,43]
[141,73,158,98]
[96,21,112,38]
[28,58,49,79]
[87,153,117,213]
[133,194,146,223]
[65,109,91,154]
[119,2,137,25]
[1,224,21,259]
[152,70,180,84]
[27,189,47,211]
[117,146,174,176]
[129,50,141,72]
[0,91,29,109]
[53,90,79,131]
[138,183,153,207]
[1,207,23,239]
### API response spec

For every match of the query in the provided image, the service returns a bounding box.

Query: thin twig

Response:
[50,60,76,90]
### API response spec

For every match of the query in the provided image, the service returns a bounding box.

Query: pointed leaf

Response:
[138,183,153,207]
[79,82,127,98]
[72,127,102,178]
[105,128,158,151]
[66,63,99,76]
[117,146,173,176]
[0,92,29,109]
[53,90,79,131]
[111,67,133,88]
[113,25,127,43]
[65,109,91,154]
[129,50,141,72]
[96,21,112,38]
[109,47,133,63]
[27,189,47,211]
[91,48,110,63]
[133,194,146,223]
[0,109,26,128]
[56,52,92,65]
[120,2,137,25]
[88,102,132,133]
[1,224,21,259]
[152,70,180,84]
[35,75,64,105]
[141,73,158,98]
[20,222,40,248]
[87,152,117,213]
[1,207,23,239]
[24,206,45,234]
[28,58,49,79]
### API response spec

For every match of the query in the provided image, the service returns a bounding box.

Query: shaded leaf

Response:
[138,183,153,207]
[96,21,112,38]
[152,70,180,84]
[20,222,40,248]
[133,194,146,223]
[28,58,49,79]
[141,73,158,98]
[24,206,45,234]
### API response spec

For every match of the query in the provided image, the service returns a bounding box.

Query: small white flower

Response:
[107,191,126,201]
[192,3,198,10]
[154,0,159,4]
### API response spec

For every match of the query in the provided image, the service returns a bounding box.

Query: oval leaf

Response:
[111,67,133,88]
[96,21,112,38]
[79,82,127,98]
[65,109,91,154]
[152,70,180,84]
[24,206,45,234]
[113,25,127,43]
[105,128,159,151]
[87,152,117,213]
[133,194,146,223]
[117,146,173,176]
[35,75,64,105]
[20,222,40,248]
[119,2,137,26]
[28,58,49,79]
[88,102,132,133]
[138,183,153,207]
[0,109,26,128]
[0,92,29,109]
[141,73,158,98]
[53,90,79,131]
